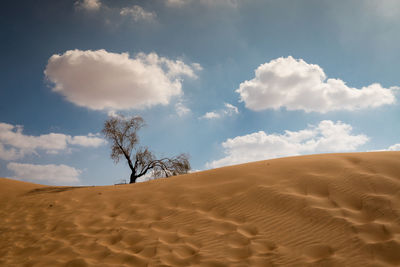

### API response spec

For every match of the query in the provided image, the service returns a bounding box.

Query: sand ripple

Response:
[1,151,400,266]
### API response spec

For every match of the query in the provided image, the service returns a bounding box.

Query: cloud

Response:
[68,134,105,147]
[380,143,400,151]
[208,120,368,168]
[0,122,105,161]
[0,143,21,161]
[120,5,156,22]
[236,56,397,113]
[74,1,158,25]
[107,110,124,119]
[202,111,221,119]
[175,102,191,117]
[362,0,400,19]
[166,0,239,8]
[75,0,101,11]
[7,163,81,185]
[166,0,187,6]
[368,143,400,152]
[200,103,239,119]
[224,103,239,115]
[45,49,201,111]
[388,144,400,150]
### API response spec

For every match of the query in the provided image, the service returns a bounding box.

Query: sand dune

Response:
[1,152,400,266]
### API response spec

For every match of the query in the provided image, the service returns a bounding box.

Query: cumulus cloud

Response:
[208,120,368,168]
[75,0,101,11]
[45,49,201,111]
[388,144,400,150]
[200,103,239,119]
[107,110,123,119]
[202,111,221,119]
[236,56,397,113]
[0,122,105,161]
[68,134,105,147]
[120,5,156,22]
[383,143,400,151]
[7,163,81,185]
[0,143,21,161]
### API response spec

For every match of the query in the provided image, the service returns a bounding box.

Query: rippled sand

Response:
[1,152,400,266]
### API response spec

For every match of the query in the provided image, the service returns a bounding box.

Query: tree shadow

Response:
[25,186,87,195]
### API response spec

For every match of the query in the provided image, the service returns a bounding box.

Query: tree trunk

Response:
[130,172,137,184]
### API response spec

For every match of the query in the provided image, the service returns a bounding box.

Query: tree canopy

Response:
[102,116,190,183]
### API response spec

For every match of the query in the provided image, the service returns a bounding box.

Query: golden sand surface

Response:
[1,152,400,266]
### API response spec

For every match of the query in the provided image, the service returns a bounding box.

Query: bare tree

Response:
[102,116,191,183]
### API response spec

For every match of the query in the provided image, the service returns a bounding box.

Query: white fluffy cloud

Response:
[0,122,105,161]
[7,163,81,185]
[68,134,105,147]
[120,5,156,22]
[202,111,221,119]
[208,120,368,168]
[200,103,239,119]
[75,0,101,11]
[45,49,201,111]
[236,56,397,113]
[385,143,400,151]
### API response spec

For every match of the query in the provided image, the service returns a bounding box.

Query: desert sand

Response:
[1,151,400,266]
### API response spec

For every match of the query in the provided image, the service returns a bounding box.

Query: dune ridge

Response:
[1,152,400,266]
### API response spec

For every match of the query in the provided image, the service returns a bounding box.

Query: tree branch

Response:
[102,116,190,183]
[116,142,134,172]
[137,162,154,178]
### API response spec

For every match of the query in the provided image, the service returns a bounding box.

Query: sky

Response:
[1,0,400,185]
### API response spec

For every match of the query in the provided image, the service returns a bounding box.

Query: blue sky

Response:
[1,0,400,185]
